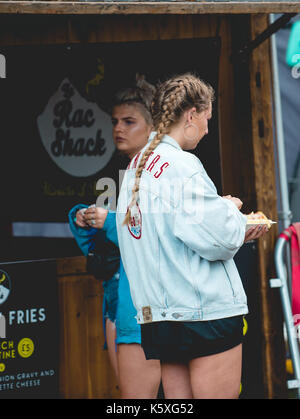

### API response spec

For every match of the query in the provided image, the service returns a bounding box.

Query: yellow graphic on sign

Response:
[18,338,34,358]
[0,363,5,372]
[86,58,105,94]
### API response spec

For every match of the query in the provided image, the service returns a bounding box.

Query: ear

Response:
[186,107,197,122]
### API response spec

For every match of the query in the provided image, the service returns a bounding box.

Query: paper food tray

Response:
[246,220,276,231]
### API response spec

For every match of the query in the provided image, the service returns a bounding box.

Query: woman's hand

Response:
[75,208,90,228]
[223,195,243,210]
[83,206,109,229]
[244,224,269,243]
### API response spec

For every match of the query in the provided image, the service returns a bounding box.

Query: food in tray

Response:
[246,211,276,231]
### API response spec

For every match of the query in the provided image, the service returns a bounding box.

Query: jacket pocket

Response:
[221,260,246,302]
[221,261,236,298]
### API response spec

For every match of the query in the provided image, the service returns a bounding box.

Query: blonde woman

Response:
[116,73,268,399]
[69,75,161,398]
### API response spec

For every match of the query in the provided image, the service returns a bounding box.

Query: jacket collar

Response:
[148,131,182,150]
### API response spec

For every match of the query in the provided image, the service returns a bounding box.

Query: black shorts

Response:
[141,316,244,363]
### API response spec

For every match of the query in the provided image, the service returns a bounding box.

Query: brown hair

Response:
[123,72,214,225]
[112,73,156,126]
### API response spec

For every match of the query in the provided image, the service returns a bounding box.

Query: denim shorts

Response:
[141,316,244,363]
[115,262,141,345]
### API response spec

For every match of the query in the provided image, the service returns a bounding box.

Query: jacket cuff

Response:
[102,210,116,232]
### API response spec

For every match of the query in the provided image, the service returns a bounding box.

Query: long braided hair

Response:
[123,73,214,225]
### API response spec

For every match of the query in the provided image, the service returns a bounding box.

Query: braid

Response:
[122,130,166,226]
[122,73,214,226]
[123,80,186,226]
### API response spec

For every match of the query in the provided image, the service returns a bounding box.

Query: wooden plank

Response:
[218,15,238,197]
[219,15,257,213]
[248,14,287,399]
[0,14,219,45]
[58,271,90,398]
[57,256,120,399]
[1,1,300,15]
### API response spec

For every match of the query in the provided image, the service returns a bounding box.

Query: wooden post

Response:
[248,13,287,399]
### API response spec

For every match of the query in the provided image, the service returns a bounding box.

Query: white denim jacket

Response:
[116,132,248,324]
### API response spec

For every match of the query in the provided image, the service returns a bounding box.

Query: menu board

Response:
[0,260,59,398]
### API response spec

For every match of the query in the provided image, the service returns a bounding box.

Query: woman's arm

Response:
[68,204,98,256]
[83,207,119,247]
[174,173,247,261]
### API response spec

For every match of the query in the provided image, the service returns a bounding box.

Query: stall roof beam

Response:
[1,1,300,15]
[233,12,298,62]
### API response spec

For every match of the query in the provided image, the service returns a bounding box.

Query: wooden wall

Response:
[0,12,287,398]
[57,256,120,399]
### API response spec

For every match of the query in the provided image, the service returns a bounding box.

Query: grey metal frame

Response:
[270,236,300,398]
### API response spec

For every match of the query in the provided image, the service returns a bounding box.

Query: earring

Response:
[183,122,199,142]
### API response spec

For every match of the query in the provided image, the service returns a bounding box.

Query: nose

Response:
[113,121,124,134]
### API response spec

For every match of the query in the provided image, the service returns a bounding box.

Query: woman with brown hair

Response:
[116,72,268,399]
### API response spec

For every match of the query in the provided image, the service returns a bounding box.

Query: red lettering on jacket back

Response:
[147,155,160,173]
[154,162,169,178]
[126,151,170,179]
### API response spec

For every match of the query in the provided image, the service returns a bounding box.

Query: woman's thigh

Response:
[189,344,242,399]
[117,343,161,399]
[161,362,193,399]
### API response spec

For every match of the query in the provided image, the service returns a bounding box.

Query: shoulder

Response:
[126,135,204,181]
[157,144,203,176]
[181,150,203,172]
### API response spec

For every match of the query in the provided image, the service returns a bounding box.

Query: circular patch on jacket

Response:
[127,203,142,240]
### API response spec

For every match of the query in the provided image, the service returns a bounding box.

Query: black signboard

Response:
[0,260,59,398]
[0,38,220,224]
